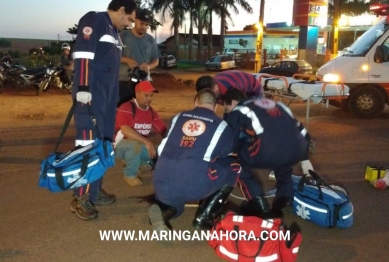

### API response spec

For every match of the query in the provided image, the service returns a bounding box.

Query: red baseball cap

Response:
[135,81,159,93]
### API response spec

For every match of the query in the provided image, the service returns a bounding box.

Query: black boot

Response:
[148,201,177,231]
[192,185,233,230]
[241,195,270,216]
[272,196,294,213]
[241,196,284,219]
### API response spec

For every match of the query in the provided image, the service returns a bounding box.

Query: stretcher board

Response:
[252,73,350,129]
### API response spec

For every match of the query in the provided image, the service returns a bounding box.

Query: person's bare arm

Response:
[139,58,159,71]
[121,57,138,69]
[120,125,156,158]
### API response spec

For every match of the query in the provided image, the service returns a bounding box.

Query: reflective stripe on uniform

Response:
[100,34,122,50]
[277,102,308,136]
[73,51,95,60]
[75,139,94,146]
[203,121,228,162]
[234,106,264,135]
[158,113,180,156]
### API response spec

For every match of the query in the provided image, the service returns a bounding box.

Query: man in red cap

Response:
[114,81,167,186]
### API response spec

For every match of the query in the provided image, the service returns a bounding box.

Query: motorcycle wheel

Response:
[37,79,49,96]
[63,83,72,94]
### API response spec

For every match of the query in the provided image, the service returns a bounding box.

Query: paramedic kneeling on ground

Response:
[196,73,314,216]
[148,89,241,231]
[114,81,167,186]
[223,89,310,215]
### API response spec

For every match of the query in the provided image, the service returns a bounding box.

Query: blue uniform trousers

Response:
[153,156,240,218]
[72,92,117,202]
[238,165,293,200]
[238,144,304,201]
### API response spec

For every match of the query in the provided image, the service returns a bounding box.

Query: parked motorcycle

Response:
[37,65,72,96]
[0,67,4,92]
[117,66,151,107]
[2,62,46,89]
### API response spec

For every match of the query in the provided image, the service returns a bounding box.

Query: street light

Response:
[255,22,263,72]
[255,0,265,72]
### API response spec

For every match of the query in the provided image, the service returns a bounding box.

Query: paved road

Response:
[1,78,389,262]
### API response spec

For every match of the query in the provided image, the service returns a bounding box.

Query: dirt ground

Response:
[2,69,389,262]
[0,70,198,129]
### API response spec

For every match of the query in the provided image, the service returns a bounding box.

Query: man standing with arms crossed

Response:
[118,8,159,107]
[70,0,137,221]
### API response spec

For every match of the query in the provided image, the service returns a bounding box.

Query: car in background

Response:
[161,55,177,69]
[236,52,256,69]
[259,59,313,76]
[205,55,236,71]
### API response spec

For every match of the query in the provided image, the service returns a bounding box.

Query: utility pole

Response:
[255,0,265,72]
[330,0,340,57]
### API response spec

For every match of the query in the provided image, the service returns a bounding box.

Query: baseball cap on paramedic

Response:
[136,9,152,24]
[135,81,158,93]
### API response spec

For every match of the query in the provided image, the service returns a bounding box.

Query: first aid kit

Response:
[292,171,353,229]
[38,102,115,192]
[209,211,302,262]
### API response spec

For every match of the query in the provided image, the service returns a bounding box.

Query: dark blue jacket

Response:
[72,11,122,139]
[226,98,309,168]
[157,107,234,170]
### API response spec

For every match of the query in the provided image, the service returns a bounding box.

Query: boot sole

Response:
[148,204,170,231]
[94,198,116,206]
[69,203,98,220]
[192,221,213,230]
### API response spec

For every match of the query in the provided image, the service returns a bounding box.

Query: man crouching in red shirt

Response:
[114,81,167,186]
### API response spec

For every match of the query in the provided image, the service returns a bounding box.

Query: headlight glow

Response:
[46,68,55,75]
[361,64,369,71]
[322,73,340,83]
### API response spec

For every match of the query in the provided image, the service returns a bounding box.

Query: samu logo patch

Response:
[83,26,93,40]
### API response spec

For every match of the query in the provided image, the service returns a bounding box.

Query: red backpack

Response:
[208,212,302,262]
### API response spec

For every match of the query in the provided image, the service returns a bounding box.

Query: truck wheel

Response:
[348,87,385,118]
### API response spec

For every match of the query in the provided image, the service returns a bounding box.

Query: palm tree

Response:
[153,0,187,56]
[218,0,253,54]
[201,1,220,59]
[66,24,78,40]
[198,0,253,59]
[185,0,199,60]
[195,1,207,58]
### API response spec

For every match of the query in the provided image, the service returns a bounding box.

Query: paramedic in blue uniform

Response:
[196,72,314,216]
[69,0,137,221]
[148,89,241,231]
[223,89,310,215]
[196,72,267,215]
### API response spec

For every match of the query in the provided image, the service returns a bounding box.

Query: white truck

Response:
[317,6,389,118]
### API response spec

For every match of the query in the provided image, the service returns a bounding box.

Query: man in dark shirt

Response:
[60,43,73,86]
